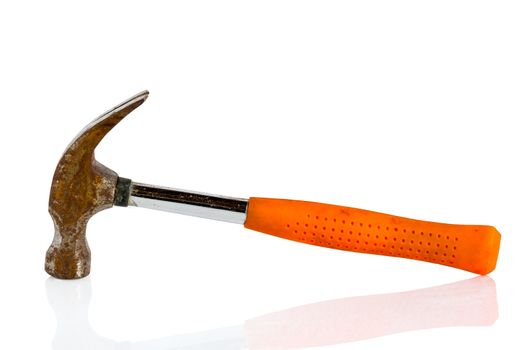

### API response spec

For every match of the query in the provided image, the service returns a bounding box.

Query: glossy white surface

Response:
[45,277,496,350]
[1,1,524,349]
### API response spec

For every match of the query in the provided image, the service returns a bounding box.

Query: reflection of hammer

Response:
[45,91,501,279]
[46,277,498,350]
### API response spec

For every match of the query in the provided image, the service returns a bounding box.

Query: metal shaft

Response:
[115,178,248,224]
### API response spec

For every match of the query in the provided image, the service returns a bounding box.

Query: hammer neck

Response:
[115,178,248,224]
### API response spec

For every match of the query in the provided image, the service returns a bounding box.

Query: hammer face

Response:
[45,230,91,279]
[46,160,117,279]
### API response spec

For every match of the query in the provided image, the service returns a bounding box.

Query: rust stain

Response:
[45,92,148,279]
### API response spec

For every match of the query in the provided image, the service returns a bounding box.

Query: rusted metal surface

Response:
[45,91,149,279]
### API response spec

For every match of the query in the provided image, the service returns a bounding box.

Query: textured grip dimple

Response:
[244,198,500,275]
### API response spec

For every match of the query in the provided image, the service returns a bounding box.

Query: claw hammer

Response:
[45,91,501,279]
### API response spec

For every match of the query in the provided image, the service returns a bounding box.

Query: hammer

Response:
[45,91,501,279]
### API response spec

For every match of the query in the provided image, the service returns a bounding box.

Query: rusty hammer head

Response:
[45,91,149,279]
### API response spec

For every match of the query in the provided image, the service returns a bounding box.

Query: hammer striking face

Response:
[46,91,501,279]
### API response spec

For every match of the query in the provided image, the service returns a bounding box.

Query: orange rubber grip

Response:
[244,198,501,275]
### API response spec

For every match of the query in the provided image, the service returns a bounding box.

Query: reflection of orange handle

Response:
[244,198,501,275]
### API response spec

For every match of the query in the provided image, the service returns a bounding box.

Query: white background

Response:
[1,1,524,349]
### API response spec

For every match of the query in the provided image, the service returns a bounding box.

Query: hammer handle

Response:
[244,198,500,275]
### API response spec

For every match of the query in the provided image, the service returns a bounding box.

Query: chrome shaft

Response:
[115,178,248,224]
